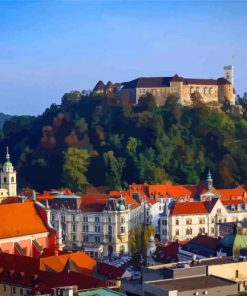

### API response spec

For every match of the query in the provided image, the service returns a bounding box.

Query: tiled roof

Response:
[122,76,232,89]
[216,187,246,200]
[80,194,110,212]
[93,80,105,91]
[147,184,197,199]
[170,199,218,215]
[40,252,96,273]
[97,262,125,279]
[0,202,49,239]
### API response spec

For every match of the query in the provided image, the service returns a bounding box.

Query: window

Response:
[211,227,214,234]
[61,216,65,222]
[175,229,179,236]
[120,217,125,223]
[20,289,23,295]
[186,219,192,225]
[83,216,88,222]
[51,215,54,221]
[83,224,88,232]
[11,176,15,183]
[72,224,76,232]
[95,236,100,243]
[121,226,125,233]
[95,225,100,233]
[72,215,76,222]
[4,285,6,292]
[3,177,7,184]
[176,219,179,225]
[13,287,16,294]
[72,235,76,242]
[108,225,112,234]
[211,218,215,223]
[83,235,88,242]
[186,228,192,235]
[199,218,205,224]
[95,216,100,223]
[236,270,239,278]
[108,217,111,223]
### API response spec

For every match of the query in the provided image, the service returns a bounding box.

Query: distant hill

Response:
[0,112,12,129]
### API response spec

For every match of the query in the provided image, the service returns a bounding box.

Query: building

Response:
[77,288,125,296]
[46,193,145,257]
[0,201,56,256]
[143,275,237,296]
[0,147,17,201]
[142,256,247,295]
[93,66,235,106]
[0,252,109,296]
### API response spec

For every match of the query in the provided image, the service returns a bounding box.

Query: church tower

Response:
[0,147,17,196]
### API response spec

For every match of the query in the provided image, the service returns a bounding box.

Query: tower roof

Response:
[206,170,213,183]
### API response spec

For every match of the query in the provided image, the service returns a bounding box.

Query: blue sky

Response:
[0,0,247,115]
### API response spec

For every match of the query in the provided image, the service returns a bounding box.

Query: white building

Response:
[46,193,145,258]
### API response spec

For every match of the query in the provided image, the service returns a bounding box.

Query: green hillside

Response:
[1,91,247,192]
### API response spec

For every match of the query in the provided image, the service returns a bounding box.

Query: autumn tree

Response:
[63,147,90,192]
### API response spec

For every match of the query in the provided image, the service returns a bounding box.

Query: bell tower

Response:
[0,147,17,196]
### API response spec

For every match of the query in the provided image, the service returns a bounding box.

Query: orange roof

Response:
[0,202,49,239]
[216,187,246,200]
[40,252,96,273]
[148,184,197,199]
[80,194,109,212]
[170,201,209,215]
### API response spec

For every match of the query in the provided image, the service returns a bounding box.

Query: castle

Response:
[93,66,236,106]
[0,148,17,201]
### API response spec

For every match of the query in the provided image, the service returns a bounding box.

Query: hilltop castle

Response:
[93,66,236,106]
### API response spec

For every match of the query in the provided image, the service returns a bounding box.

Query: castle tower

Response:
[0,147,17,196]
[224,65,234,85]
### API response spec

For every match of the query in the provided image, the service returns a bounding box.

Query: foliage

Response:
[1,91,247,191]
[63,147,90,192]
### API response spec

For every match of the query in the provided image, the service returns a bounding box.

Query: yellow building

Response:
[119,66,235,106]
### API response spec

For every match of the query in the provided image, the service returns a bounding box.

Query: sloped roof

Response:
[0,202,49,239]
[122,75,232,89]
[40,252,96,273]
[80,194,109,212]
[93,80,105,91]
[170,199,218,215]
[97,262,126,279]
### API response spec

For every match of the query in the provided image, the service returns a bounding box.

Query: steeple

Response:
[6,146,10,162]
[206,170,213,190]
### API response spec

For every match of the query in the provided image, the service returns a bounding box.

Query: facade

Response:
[47,193,145,257]
[0,147,17,201]
[93,66,236,106]
[0,201,56,256]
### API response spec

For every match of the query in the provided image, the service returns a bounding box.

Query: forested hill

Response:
[0,112,12,129]
[1,91,247,192]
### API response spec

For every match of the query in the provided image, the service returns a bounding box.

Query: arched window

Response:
[11,177,15,183]
[204,87,208,94]
[209,87,213,94]
[190,87,195,94]
[3,177,7,184]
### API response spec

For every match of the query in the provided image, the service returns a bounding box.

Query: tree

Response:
[138,93,157,111]
[61,91,81,109]
[63,147,90,192]
[74,118,88,138]
[129,228,137,256]
[103,151,125,190]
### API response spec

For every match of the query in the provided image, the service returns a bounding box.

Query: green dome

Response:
[3,161,13,168]
[118,204,126,211]
[219,233,247,256]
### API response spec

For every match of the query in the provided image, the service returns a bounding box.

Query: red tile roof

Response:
[97,262,125,280]
[170,199,218,215]
[80,194,110,212]
[0,202,49,239]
